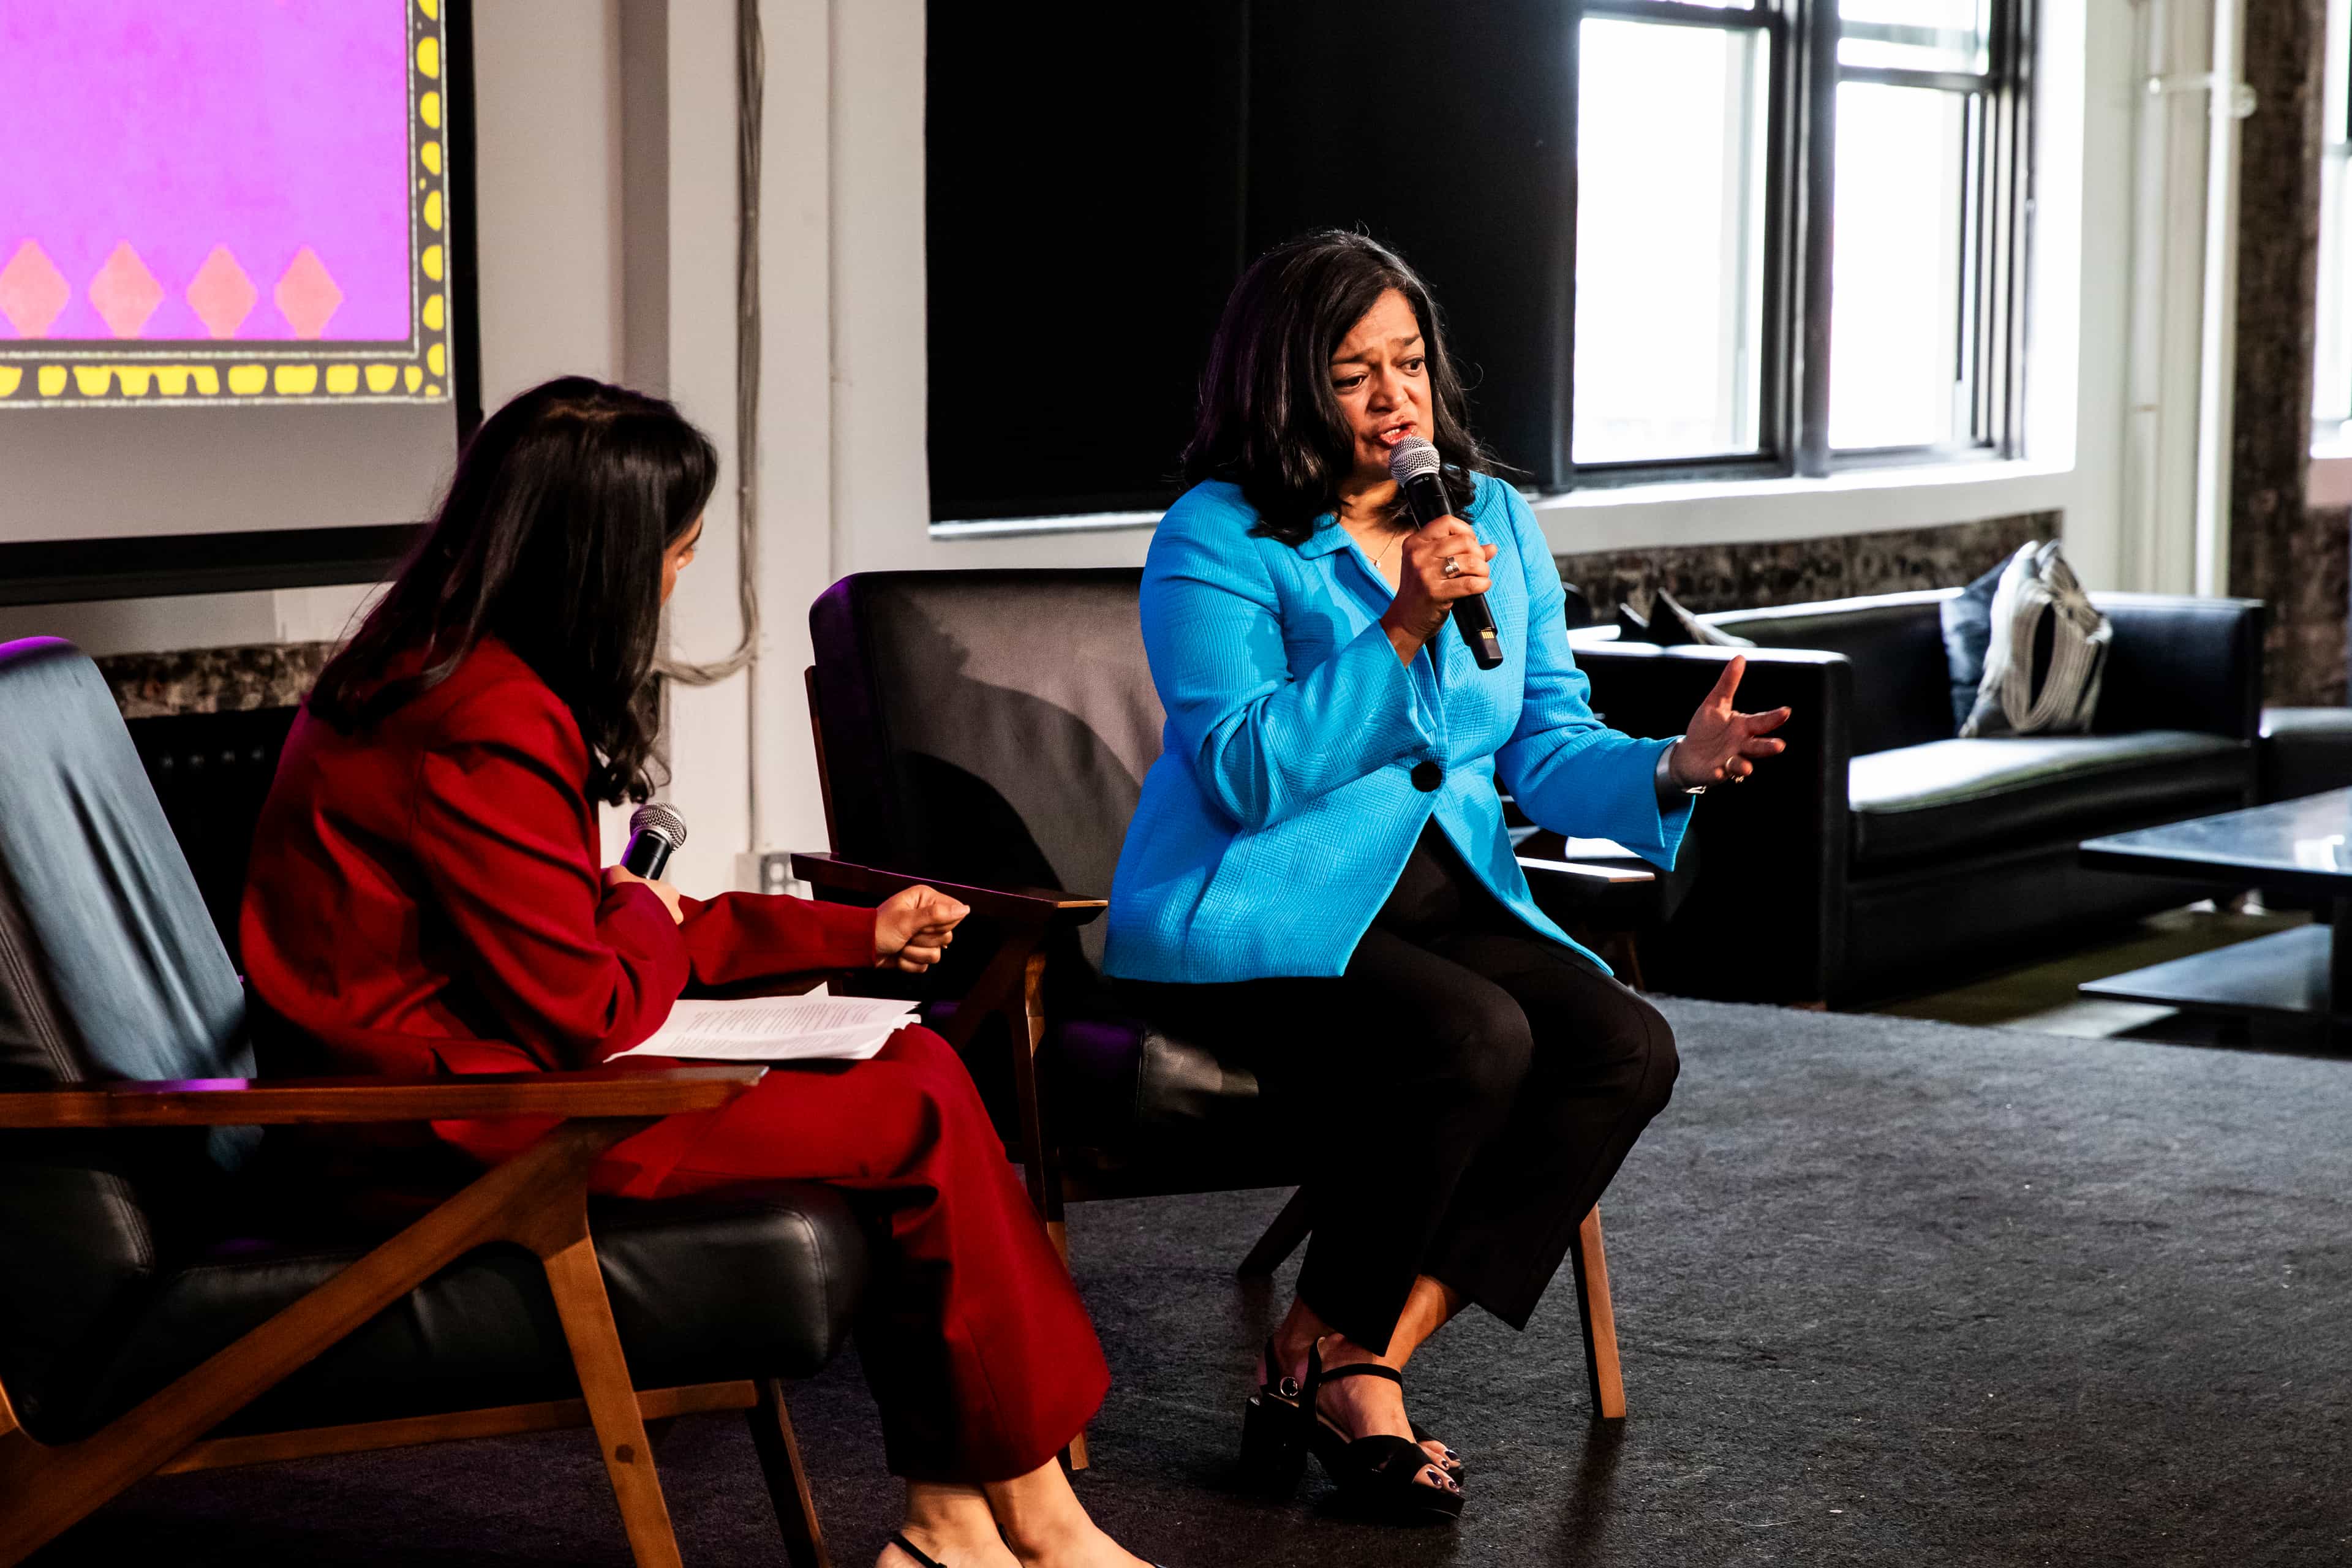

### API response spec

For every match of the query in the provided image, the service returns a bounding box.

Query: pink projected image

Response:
[0,0,453,407]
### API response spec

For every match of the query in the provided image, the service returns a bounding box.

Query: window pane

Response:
[1838,0,1989,74]
[2313,0,2352,431]
[1573,19,1770,464]
[2319,150,2352,428]
[1828,82,1971,450]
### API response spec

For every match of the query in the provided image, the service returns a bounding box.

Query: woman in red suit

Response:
[241,377,1162,1568]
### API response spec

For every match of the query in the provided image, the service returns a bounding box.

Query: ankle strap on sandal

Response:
[888,1535,946,1568]
[1316,1360,1404,1388]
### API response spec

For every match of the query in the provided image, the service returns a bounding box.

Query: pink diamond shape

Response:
[274,247,344,339]
[89,243,165,339]
[185,246,258,339]
[0,241,70,337]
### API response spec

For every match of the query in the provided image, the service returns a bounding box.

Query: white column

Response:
[2120,0,2248,597]
[747,0,840,863]
[655,0,754,895]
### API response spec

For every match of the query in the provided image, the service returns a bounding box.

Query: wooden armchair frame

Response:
[0,1065,841,1568]
[796,665,1625,1422]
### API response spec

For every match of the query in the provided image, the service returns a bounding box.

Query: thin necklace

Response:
[1349,510,1412,573]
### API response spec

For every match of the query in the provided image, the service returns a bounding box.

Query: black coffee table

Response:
[2078,790,2352,1022]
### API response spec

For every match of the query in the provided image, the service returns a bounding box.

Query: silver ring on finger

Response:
[1442,556,1463,578]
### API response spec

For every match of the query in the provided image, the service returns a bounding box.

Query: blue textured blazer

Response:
[1104,472,1693,985]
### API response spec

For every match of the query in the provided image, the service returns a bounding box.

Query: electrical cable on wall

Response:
[660,0,763,687]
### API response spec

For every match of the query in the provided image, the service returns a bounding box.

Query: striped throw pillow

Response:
[1960,541,2111,738]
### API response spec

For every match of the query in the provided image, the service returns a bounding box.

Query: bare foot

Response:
[1000,1516,1155,1568]
[985,1457,1156,1568]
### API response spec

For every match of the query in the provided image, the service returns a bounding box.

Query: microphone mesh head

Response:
[1387,436,1442,484]
[630,801,688,848]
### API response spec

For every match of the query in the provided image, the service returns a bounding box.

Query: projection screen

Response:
[0,0,468,582]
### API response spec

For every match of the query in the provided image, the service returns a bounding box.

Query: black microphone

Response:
[622,802,688,880]
[1389,437,1503,670]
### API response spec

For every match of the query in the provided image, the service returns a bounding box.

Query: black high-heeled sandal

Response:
[1238,1338,1464,1490]
[1237,1336,1311,1497]
[1297,1343,1465,1525]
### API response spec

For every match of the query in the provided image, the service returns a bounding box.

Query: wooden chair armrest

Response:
[791,852,1107,927]
[0,1065,766,1129]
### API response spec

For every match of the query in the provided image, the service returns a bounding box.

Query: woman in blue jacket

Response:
[1107,232,1789,1523]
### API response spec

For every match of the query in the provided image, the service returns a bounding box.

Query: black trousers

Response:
[1126,825,1679,1353]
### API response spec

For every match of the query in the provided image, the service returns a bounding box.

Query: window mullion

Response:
[1994,0,2031,456]
[1759,0,1800,472]
[1795,0,1839,477]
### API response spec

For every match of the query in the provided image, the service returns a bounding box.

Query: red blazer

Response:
[241,637,876,1084]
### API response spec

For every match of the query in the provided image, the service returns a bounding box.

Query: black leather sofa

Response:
[1566,588,2266,1006]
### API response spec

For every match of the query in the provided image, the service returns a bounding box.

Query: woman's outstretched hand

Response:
[874,884,971,973]
[1379,514,1499,663]
[1671,654,1793,788]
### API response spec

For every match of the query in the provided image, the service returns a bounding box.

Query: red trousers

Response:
[501,1027,1107,1482]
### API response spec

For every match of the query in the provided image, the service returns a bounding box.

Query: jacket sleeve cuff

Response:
[673,891,880,983]
[805,897,882,969]
[1344,620,1446,763]
[595,883,693,997]
[1638,737,1697,864]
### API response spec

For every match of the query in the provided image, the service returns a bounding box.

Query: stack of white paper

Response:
[614,996,919,1063]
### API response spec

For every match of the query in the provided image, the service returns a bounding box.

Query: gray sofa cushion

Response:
[1849,730,2252,868]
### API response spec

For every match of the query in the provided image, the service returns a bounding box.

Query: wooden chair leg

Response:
[1618,935,1648,992]
[997,948,1088,1472]
[1569,1206,1626,1420]
[747,1379,832,1568]
[1237,1186,1311,1278]
[518,1196,683,1568]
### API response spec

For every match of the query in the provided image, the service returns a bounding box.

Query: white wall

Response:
[473,0,628,404]
[655,0,758,894]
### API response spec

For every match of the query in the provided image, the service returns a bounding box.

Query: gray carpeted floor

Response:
[32,1001,2352,1567]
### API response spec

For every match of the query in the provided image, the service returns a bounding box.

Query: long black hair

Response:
[310,376,718,805]
[1182,230,1496,545]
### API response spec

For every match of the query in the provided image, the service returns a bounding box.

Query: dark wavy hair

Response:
[1182,230,1496,545]
[309,376,718,805]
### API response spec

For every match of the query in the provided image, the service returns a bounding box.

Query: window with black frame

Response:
[924,0,2034,525]
[1571,0,2030,483]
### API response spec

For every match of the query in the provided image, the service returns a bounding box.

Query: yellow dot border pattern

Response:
[0,0,454,409]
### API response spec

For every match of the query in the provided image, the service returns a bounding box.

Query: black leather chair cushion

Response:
[1708,592,1958,758]
[810,571,1161,989]
[42,1182,869,1444]
[1849,730,2251,868]
[2259,707,2352,803]
[1042,1012,1267,1149]
[125,705,302,965]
